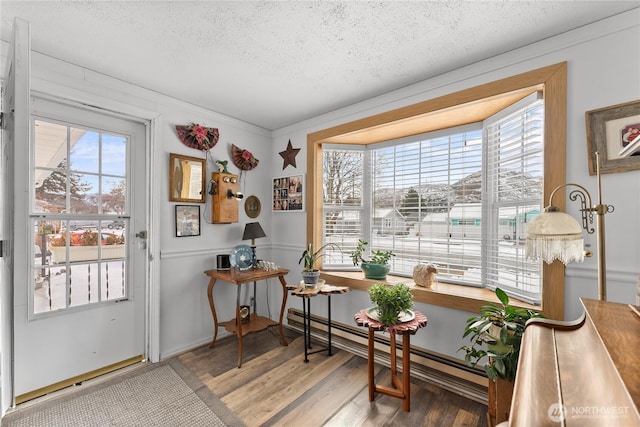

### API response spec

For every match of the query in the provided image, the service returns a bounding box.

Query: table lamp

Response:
[242,222,266,268]
[525,152,613,300]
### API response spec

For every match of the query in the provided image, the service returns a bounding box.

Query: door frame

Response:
[1,18,31,416]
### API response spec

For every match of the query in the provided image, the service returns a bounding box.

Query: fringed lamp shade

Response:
[525,153,611,300]
[525,207,585,265]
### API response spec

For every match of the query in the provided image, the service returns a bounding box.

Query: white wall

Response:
[270,10,640,358]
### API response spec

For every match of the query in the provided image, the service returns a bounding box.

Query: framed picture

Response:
[175,205,201,237]
[272,174,304,212]
[586,100,640,175]
[169,153,206,203]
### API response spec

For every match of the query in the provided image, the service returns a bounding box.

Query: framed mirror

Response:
[169,153,206,203]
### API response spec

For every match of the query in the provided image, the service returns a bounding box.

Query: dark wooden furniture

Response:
[510,298,640,426]
[288,281,350,362]
[204,268,289,368]
[354,309,428,412]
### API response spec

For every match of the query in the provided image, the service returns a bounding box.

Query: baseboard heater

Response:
[286,307,488,405]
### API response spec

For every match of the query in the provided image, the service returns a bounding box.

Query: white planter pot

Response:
[301,270,321,285]
[51,245,126,263]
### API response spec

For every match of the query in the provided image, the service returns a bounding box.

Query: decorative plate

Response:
[366,306,415,323]
[230,244,253,271]
[244,195,261,219]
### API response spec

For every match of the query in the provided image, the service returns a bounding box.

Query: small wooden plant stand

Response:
[354,309,428,412]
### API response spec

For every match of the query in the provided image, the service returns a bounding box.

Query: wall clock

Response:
[244,195,261,218]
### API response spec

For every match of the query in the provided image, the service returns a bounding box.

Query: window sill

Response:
[319,271,539,314]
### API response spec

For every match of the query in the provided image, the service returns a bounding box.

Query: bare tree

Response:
[323,150,362,205]
[323,150,362,234]
[102,179,126,214]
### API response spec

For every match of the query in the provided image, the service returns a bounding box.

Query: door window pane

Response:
[71,173,98,214]
[102,178,127,215]
[31,118,129,314]
[69,129,99,173]
[102,135,127,176]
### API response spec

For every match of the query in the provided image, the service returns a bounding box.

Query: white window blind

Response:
[322,148,364,267]
[484,94,544,302]
[369,126,484,283]
[322,94,544,303]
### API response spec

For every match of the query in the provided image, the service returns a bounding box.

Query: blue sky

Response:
[69,130,127,194]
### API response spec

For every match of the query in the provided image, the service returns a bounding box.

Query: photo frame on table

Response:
[586,100,640,175]
[272,174,304,212]
[175,205,201,237]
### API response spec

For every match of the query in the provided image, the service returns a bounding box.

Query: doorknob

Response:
[136,230,148,250]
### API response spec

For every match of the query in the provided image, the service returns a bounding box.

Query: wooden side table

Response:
[288,281,350,362]
[204,268,289,368]
[354,308,428,412]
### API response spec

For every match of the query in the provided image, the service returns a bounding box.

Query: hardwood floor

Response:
[178,327,488,427]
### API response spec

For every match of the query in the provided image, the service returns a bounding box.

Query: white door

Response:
[13,95,148,402]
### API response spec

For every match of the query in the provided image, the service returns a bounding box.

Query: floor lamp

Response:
[525,152,614,300]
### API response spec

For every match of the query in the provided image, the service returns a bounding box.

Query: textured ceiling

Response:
[1,1,638,130]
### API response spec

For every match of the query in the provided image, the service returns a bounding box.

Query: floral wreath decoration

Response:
[175,123,219,151]
[231,144,259,171]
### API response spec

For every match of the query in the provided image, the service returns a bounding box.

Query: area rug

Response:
[2,358,245,427]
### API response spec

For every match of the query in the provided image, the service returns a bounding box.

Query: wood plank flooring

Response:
[178,328,488,427]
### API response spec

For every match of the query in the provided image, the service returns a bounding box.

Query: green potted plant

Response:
[351,239,395,280]
[459,287,544,424]
[368,283,413,326]
[459,287,543,381]
[298,242,340,285]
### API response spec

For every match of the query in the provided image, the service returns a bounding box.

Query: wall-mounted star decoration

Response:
[279,139,301,170]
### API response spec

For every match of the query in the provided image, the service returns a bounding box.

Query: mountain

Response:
[374,169,541,212]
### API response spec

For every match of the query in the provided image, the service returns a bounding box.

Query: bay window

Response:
[307,63,567,319]
[322,94,543,303]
